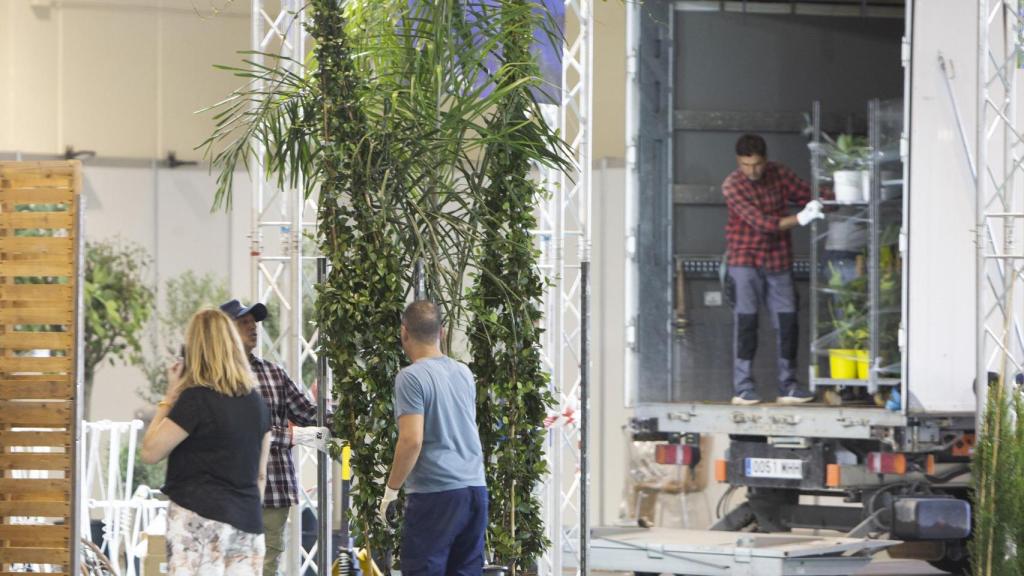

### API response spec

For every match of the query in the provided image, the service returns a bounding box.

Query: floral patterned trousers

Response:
[166,502,266,575]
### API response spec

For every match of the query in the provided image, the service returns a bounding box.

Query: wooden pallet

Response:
[0,162,81,575]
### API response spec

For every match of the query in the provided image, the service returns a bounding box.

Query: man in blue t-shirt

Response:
[378,300,488,576]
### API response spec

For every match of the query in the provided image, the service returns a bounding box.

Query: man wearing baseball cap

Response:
[220,299,331,576]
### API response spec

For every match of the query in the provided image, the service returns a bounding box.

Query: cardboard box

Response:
[142,533,168,576]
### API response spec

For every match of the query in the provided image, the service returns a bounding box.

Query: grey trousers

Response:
[729,266,799,394]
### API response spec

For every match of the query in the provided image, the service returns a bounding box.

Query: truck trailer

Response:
[622,1,1019,572]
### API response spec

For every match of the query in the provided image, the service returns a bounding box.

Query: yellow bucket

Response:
[829,349,859,379]
[856,350,870,380]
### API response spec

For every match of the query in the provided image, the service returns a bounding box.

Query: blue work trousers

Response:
[401,486,489,576]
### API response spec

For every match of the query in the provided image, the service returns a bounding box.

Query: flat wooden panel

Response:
[0,546,69,565]
[0,212,73,230]
[0,188,74,204]
[0,525,69,543]
[0,307,74,323]
[0,284,73,302]
[0,501,69,518]
[0,161,79,177]
[0,453,69,472]
[0,402,71,426]
[0,357,72,373]
[0,332,73,351]
[0,178,72,189]
[0,479,70,498]
[0,261,74,277]
[0,430,71,448]
[0,236,73,255]
[0,379,73,400]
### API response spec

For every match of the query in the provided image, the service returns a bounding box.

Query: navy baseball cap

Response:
[219,299,268,323]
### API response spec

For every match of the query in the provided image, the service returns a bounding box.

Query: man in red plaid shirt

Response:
[220,299,332,576]
[723,134,823,405]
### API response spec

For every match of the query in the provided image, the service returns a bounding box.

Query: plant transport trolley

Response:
[585,527,898,576]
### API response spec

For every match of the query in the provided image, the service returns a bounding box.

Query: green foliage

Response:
[467,0,553,570]
[310,0,406,556]
[139,271,230,403]
[827,264,868,350]
[202,0,570,562]
[824,133,871,172]
[84,240,155,410]
[970,381,1024,576]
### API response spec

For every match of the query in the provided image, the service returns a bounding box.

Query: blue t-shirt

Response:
[394,356,486,494]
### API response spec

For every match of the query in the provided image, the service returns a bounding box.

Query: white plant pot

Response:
[833,170,866,204]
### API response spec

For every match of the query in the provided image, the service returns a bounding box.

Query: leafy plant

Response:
[467,0,554,570]
[84,240,155,414]
[139,271,230,403]
[201,0,570,563]
[824,133,871,172]
[827,263,868,350]
[971,379,1024,576]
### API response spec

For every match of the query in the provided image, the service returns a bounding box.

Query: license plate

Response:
[744,458,803,479]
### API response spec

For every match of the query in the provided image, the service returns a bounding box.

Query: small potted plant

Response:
[827,264,869,379]
[825,134,871,204]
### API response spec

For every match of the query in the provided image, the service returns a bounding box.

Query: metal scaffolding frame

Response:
[976,0,1024,423]
[538,1,594,575]
[250,2,324,575]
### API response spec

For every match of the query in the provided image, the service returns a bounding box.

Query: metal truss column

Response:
[538,1,593,575]
[976,0,1024,422]
[250,2,324,575]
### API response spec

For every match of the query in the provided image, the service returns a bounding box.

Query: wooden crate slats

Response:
[0,546,70,565]
[0,430,71,448]
[0,161,79,571]
[0,453,69,473]
[0,524,69,543]
[0,401,72,427]
[0,285,73,302]
[0,479,70,497]
[0,237,74,256]
[0,332,73,351]
[0,379,73,400]
[0,307,74,325]
[0,356,73,374]
[0,212,74,231]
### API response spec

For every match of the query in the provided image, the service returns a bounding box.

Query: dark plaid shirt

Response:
[722,162,812,272]
[250,354,323,509]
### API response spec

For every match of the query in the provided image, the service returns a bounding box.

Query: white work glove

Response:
[796,200,825,226]
[378,486,399,525]
[291,426,331,451]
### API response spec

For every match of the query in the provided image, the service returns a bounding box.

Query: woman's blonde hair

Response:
[181,308,255,397]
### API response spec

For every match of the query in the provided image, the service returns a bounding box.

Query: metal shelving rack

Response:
[809,99,904,398]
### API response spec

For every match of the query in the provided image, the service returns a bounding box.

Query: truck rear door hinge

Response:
[626,320,637,350]
[901,36,911,68]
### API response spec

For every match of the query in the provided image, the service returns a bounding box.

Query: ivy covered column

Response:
[468,0,553,571]
[310,0,406,557]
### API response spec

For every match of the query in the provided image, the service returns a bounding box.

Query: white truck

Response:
[622,1,1020,572]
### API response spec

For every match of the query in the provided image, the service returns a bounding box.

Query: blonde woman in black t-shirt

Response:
[142,308,272,575]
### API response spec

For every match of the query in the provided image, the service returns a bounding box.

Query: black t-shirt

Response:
[162,386,271,534]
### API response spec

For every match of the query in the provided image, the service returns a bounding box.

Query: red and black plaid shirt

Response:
[722,162,812,272]
[250,354,325,508]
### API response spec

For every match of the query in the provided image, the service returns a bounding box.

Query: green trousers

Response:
[262,507,291,576]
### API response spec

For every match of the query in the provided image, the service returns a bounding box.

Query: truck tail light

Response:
[867,452,907,475]
[654,444,698,466]
[825,464,841,487]
[715,459,728,482]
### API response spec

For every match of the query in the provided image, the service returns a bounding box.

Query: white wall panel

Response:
[906,0,978,413]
